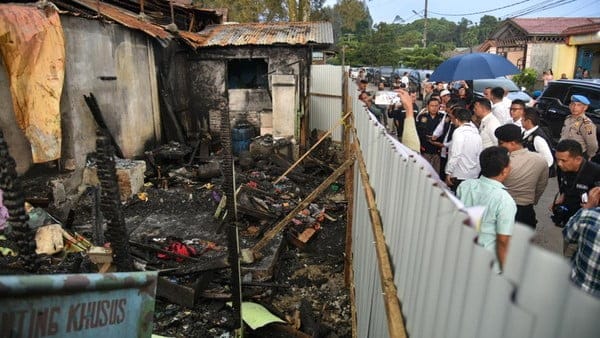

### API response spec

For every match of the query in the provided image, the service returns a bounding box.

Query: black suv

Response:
[374,66,395,87]
[535,79,600,144]
[408,69,433,99]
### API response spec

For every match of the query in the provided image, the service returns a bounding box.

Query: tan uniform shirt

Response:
[560,114,598,158]
[503,148,549,205]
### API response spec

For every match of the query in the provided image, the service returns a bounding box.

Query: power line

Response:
[503,0,577,18]
[428,0,531,17]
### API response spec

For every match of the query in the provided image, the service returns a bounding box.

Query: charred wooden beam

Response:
[0,129,37,272]
[252,157,355,256]
[96,133,133,271]
[84,93,124,158]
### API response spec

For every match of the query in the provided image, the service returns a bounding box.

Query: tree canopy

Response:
[193,0,502,69]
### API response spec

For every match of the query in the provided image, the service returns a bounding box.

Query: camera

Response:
[551,204,571,227]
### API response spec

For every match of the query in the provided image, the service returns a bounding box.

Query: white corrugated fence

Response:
[329,74,600,338]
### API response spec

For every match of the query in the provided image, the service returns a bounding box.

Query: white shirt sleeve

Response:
[533,135,554,167]
[432,113,446,138]
[445,133,464,175]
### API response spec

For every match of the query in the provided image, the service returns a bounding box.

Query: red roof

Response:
[511,17,600,35]
[563,22,600,35]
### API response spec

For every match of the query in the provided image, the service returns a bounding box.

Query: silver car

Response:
[472,77,533,104]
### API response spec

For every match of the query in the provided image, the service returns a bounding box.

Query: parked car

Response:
[349,67,360,79]
[472,77,533,104]
[408,69,433,99]
[535,79,600,144]
[374,66,395,87]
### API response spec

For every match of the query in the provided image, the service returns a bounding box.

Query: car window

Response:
[565,86,600,117]
[473,78,519,92]
[542,83,568,102]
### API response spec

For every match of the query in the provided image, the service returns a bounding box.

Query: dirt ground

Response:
[0,137,352,337]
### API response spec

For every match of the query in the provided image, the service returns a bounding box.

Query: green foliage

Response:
[193,1,504,68]
[512,68,538,92]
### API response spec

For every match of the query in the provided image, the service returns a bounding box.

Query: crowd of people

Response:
[357,77,600,297]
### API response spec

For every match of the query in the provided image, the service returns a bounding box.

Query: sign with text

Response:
[0,271,157,338]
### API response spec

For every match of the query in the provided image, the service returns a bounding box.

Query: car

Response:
[374,66,395,87]
[472,77,533,104]
[349,67,360,79]
[408,69,433,99]
[535,79,600,144]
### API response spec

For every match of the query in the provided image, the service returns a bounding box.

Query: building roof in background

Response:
[510,17,600,35]
[193,22,334,48]
[562,22,600,36]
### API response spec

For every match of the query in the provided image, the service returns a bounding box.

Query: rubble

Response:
[0,130,352,337]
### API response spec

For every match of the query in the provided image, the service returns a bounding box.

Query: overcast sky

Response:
[324,0,600,25]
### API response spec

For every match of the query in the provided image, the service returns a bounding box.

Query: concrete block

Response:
[82,159,146,201]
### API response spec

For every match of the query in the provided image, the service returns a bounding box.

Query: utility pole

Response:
[423,0,428,48]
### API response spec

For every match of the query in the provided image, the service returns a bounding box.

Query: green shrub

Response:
[512,68,537,92]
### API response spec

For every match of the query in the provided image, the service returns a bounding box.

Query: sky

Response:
[324,0,600,25]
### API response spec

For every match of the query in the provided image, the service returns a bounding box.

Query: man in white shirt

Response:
[507,99,526,129]
[401,72,409,87]
[491,87,510,123]
[473,97,501,148]
[522,107,555,169]
[445,108,483,192]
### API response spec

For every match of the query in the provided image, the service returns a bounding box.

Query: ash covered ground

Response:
[1,136,352,337]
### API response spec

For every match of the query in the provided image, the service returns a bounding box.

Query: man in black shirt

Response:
[552,139,600,228]
[416,97,444,173]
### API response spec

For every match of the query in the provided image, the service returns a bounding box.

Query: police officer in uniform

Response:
[552,139,600,257]
[416,97,444,173]
[560,95,598,159]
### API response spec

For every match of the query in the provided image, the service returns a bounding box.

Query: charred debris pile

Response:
[0,129,352,337]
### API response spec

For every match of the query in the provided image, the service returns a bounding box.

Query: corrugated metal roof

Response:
[63,0,172,45]
[194,22,334,47]
[511,17,600,35]
[53,0,225,47]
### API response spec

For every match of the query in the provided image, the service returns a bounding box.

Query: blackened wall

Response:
[188,46,309,138]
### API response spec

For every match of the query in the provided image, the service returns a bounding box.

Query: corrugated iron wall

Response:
[308,65,345,142]
[346,79,600,337]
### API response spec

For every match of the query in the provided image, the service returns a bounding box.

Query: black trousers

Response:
[516,204,536,228]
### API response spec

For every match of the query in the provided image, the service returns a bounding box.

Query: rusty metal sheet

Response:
[67,0,172,44]
[0,3,65,163]
[0,271,158,337]
[194,22,334,47]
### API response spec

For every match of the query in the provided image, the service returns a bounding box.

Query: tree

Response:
[478,15,500,41]
[196,0,316,22]
[333,0,370,34]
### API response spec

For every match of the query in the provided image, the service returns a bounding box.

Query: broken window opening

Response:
[228,59,268,89]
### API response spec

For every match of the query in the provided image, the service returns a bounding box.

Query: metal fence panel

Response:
[346,75,600,338]
[309,65,344,141]
[457,245,495,338]
[476,272,514,338]
[516,245,571,338]
[558,285,600,338]
[0,271,158,338]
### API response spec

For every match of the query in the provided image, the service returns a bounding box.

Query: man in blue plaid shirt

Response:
[563,187,600,297]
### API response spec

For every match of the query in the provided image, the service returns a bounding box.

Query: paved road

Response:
[532,179,563,254]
